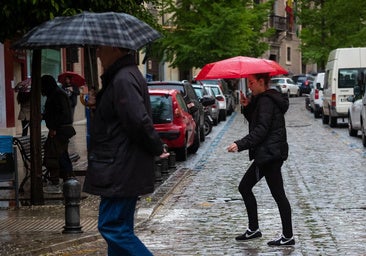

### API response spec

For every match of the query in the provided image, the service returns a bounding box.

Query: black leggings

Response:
[238,160,293,238]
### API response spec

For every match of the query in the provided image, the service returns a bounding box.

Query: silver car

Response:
[270,77,300,97]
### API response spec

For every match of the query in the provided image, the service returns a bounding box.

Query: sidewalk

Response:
[0,119,190,255]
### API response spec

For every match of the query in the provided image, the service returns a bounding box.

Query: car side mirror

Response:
[200,96,215,107]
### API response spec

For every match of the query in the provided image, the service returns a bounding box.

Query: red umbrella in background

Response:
[195,56,288,80]
[58,71,86,87]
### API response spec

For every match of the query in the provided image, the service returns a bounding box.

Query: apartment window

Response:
[286,46,291,64]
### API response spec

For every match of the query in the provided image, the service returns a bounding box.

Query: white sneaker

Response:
[43,184,62,194]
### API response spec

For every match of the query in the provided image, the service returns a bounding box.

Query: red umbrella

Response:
[58,71,86,87]
[195,56,288,80]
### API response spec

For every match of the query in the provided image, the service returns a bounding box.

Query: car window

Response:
[148,84,185,94]
[209,86,222,96]
[287,78,295,84]
[338,68,366,89]
[150,95,173,124]
[176,93,188,112]
[193,87,203,98]
[186,85,199,101]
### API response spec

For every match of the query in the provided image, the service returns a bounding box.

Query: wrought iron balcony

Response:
[269,15,287,31]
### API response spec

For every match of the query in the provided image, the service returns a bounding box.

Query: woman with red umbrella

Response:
[227,73,295,246]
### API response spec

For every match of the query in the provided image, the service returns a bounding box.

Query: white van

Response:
[322,47,366,127]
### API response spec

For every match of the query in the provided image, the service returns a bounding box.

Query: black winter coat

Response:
[83,54,164,198]
[43,87,73,130]
[235,89,289,167]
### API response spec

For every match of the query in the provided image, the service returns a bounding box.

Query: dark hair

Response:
[17,91,30,104]
[253,73,270,87]
[41,75,58,96]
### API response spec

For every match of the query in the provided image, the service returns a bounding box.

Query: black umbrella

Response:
[13,11,162,50]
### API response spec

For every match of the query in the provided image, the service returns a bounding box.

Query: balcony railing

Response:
[269,15,287,31]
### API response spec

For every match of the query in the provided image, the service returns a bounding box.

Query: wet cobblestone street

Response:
[41,97,366,255]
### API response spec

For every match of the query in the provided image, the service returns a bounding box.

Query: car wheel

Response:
[296,89,300,97]
[314,109,321,118]
[362,119,366,147]
[329,115,337,127]
[348,112,358,137]
[175,140,188,161]
[200,124,205,142]
[188,129,200,154]
[322,112,329,125]
[219,110,227,121]
[204,119,212,136]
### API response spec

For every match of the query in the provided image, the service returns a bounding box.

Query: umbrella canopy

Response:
[14,78,31,92]
[58,71,86,87]
[195,56,288,80]
[12,11,162,50]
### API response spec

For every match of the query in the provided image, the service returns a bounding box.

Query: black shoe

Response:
[235,228,262,241]
[267,235,295,246]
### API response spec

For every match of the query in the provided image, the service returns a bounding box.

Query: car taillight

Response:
[305,81,309,86]
[216,96,225,101]
[331,93,336,107]
[315,89,319,99]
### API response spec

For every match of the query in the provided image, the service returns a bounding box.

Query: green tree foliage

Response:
[297,0,366,70]
[159,0,274,70]
[0,0,161,43]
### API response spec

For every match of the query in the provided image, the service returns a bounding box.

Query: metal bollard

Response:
[161,157,169,174]
[63,178,83,234]
[168,151,176,169]
[154,158,163,182]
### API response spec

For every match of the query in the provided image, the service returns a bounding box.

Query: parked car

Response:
[362,88,366,147]
[292,74,314,96]
[347,95,363,137]
[309,72,325,118]
[192,83,219,125]
[148,80,213,144]
[200,80,227,121]
[149,89,197,161]
[270,77,300,97]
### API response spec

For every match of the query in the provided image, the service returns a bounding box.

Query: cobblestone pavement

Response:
[41,97,366,255]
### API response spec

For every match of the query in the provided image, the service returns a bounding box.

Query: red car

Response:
[149,89,197,161]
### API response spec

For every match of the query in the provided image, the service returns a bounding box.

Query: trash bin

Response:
[0,135,19,207]
[0,135,14,177]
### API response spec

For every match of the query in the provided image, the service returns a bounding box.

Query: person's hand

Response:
[159,151,170,159]
[159,144,170,159]
[88,89,96,106]
[227,143,238,152]
[240,91,250,107]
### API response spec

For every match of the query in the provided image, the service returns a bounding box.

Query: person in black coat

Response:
[83,47,169,255]
[41,75,76,194]
[227,73,294,246]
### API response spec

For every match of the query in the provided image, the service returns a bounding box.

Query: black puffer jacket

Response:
[235,89,289,166]
[83,54,164,198]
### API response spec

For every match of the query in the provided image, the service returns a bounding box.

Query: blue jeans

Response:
[98,197,153,256]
